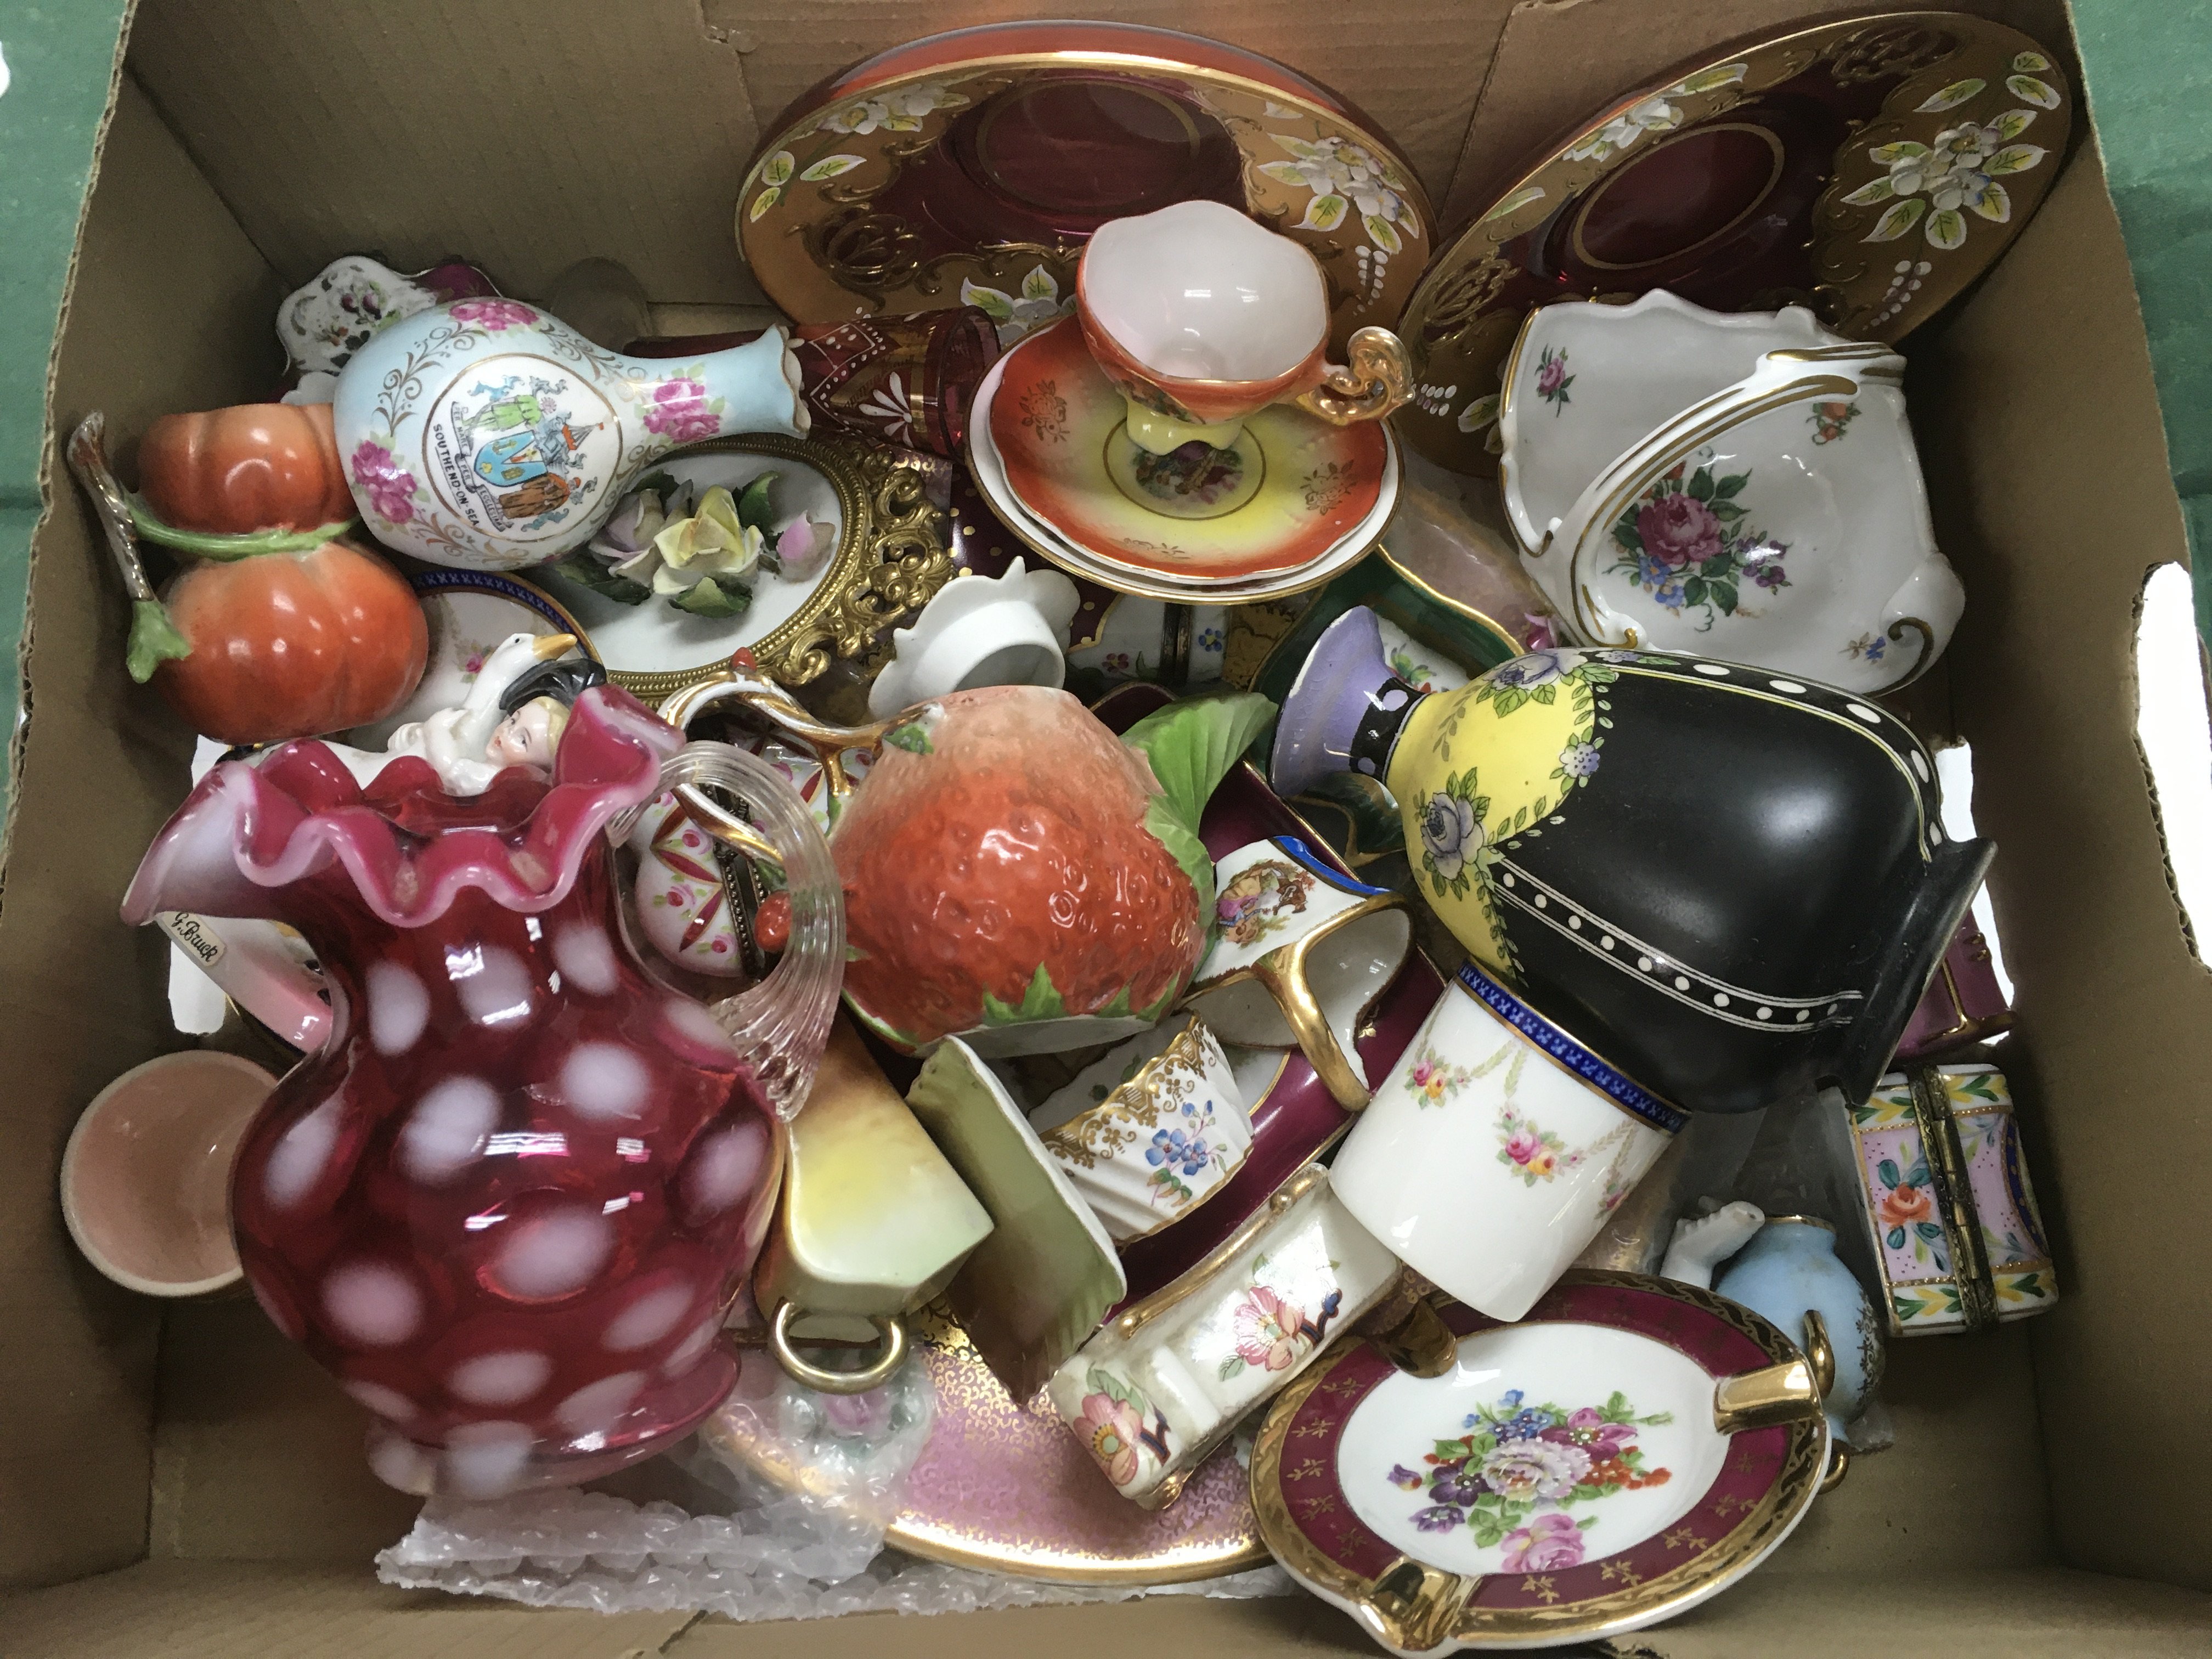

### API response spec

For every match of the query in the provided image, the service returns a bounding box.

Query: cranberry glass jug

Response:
[121,687,842,1496]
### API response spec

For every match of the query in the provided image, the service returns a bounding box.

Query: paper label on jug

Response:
[157,910,226,968]
[421,355,622,544]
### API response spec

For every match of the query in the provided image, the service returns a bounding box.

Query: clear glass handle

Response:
[640,740,844,1119]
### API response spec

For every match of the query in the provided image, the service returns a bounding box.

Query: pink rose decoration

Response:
[450,298,539,331]
[348,439,417,526]
[1635,493,1724,568]
[1500,1511,1587,1572]
[1536,357,1566,396]
[1505,1130,1544,1165]
[644,377,721,443]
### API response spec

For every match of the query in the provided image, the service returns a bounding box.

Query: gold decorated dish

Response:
[702,1306,1267,1584]
[538,433,951,702]
[1397,12,2070,472]
[1251,1272,1829,1653]
[737,21,1430,362]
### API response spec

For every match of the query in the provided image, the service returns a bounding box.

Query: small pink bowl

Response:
[60,1051,276,1297]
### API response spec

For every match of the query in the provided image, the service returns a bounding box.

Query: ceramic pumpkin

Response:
[155,538,430,744]
[67,413,430,747]
[1272,607,1989,1115]
[136,403,356,539]
[830,685,1274,1054]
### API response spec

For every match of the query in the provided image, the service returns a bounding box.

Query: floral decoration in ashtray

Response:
[1251,1275,1830,1653]
[1392,1386,1674,1567]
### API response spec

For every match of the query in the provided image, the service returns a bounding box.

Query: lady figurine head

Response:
[1272,607,1990,1116]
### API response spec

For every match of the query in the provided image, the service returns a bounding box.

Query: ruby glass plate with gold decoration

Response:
[1396,12,2070,474]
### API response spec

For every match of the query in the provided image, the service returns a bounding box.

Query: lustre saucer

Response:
[1397,13,2070,472]
[1253,1272,1829,1654]
[972,380,1393,605]
[989,319,1393,586]
[740,21,1429,360]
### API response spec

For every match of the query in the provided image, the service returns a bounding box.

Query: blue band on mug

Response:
[1456,962,1688,1134]
[1272,835,1392,897]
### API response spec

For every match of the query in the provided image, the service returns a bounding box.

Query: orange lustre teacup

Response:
[1076,199,1412,455]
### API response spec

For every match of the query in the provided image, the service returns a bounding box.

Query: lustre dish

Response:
[1397,13,2070,472]
[738,21,1429,360]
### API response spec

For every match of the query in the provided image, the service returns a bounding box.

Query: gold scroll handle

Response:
[1293,326,1415,426]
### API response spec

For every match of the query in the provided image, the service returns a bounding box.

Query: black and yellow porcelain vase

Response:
[1272,607,1989,1114]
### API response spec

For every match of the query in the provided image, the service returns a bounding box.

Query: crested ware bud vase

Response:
[120,687,843,1498]
[1271,606,1991,1117]
[332,299,809,571]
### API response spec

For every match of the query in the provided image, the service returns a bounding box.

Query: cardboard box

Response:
[2,1,2208,1652]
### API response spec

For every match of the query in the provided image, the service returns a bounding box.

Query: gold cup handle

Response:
[1293,327,1414,426]
[768,1300,909,1396]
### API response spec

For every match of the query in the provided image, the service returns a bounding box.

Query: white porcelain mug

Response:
[1331,963,1682,1322]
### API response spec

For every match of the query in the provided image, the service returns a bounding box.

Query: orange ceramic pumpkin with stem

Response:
[65,409,428,747]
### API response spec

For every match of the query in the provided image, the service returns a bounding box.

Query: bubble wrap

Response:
[375,1351,1293,1620]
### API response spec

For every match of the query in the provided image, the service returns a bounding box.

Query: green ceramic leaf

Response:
[747,187,781,223]
[1925,207,1968,250]
[670,576,751,619]
[1688,469,1715,501]
[798,154,865,182]
[125,598,191,683]
[2011,50,2050,72]
[550,552,650,606]
[1020,265,1060,303]
[758,149,796,187]
[1363,212,1403,255]
[1841,176,1897,206]
[1481,184,1545,223]
[980,962,1068,1026]
[1869,140,1931,165]
[1971,182,2013,224]
[736,472,779,533]
[1985,143,2047,177]
[1713,472,1748,499]
[883,716,933,754]
[1989,108,2037,142]
[2006,74,2061,109]
[959,279,1015,323]
[1121,691,1276,915]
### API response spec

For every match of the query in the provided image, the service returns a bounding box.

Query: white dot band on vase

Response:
[1331,962,1684,1322]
